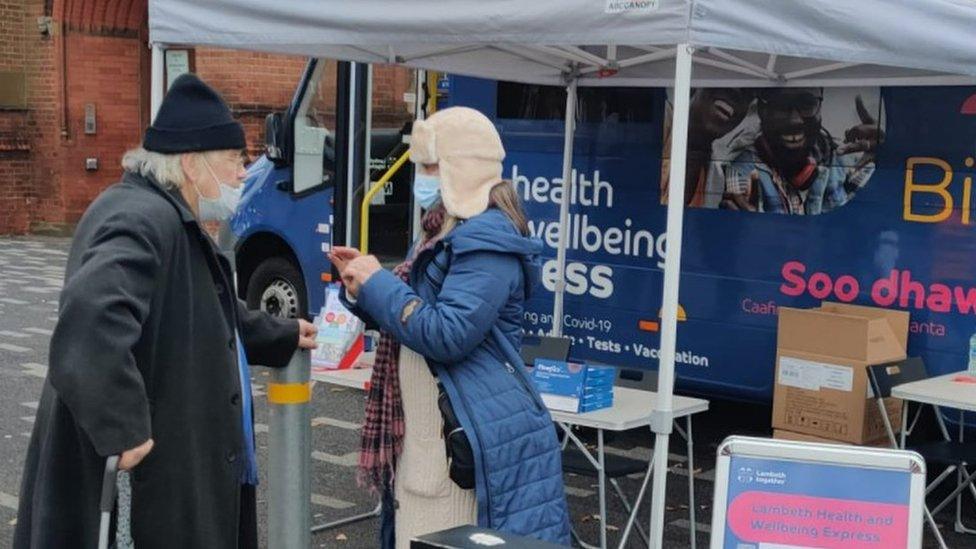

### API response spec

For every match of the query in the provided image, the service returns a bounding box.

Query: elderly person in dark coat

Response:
[14,74,317,549]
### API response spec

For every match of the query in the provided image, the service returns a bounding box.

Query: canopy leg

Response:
[150,43,166,122]
[551,76,577,337]
[649,43,694,548]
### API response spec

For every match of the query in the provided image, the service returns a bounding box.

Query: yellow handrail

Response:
[358,71,439,253]
[359,150,411,253]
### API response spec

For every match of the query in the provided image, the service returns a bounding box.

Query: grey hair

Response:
[121,147,188,190]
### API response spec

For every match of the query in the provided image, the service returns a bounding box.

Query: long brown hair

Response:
[431,180,529,241]
[488,180,529,236]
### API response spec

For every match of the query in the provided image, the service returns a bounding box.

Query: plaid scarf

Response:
[357,205,446,492]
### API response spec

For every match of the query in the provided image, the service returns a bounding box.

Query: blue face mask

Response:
[413,172,441,209]
[197,157,242,222]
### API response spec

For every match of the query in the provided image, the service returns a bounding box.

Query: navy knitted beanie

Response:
[143,73,245,153]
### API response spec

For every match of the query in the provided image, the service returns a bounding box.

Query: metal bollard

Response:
[267,349,312,548]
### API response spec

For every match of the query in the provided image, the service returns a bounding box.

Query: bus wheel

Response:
[245,257,308,319]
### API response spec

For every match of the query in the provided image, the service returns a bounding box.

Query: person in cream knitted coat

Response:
[332,107,570,547]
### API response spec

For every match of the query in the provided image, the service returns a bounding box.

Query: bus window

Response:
[496,81,655,123]
[306,60,339,179]
[363,65,416,265]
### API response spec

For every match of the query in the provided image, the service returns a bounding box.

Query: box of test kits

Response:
[531,359,615,413]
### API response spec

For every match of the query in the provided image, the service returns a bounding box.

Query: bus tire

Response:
[245,256,308,320]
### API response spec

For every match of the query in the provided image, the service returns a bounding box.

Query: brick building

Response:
[0,0,412,234]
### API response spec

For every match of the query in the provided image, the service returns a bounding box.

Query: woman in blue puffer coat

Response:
[330,106,570,548]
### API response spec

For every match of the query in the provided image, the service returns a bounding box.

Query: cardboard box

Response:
[773,302,907,444]
[773,429,892,448]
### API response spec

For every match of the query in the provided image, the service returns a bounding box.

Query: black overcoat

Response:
[14,172,298,549]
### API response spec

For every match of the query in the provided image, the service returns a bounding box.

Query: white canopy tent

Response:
[150,1,976,547]
[150,0,976,87]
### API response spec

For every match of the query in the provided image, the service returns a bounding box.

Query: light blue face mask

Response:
[413,172,441,209]
[198,182,242,222]
[197,157,242,222]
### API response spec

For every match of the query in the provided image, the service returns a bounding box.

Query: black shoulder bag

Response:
[422,243,531,490]
[422,243,475,489]
[436,381,476,489]
[435,326,529,490]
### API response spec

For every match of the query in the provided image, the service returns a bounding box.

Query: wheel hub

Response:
[260,279,299,319]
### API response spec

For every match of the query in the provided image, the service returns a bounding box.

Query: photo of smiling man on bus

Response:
[660,88,754,208]
[662,87,885,215]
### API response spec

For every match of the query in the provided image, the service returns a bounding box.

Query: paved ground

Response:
[0,235,971,548]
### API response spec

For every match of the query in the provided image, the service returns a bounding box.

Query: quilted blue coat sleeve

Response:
[355,250,519,364]
[338,287,377,328]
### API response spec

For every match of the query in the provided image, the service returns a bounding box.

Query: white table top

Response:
[312,367,372,391]
[312,367,709,431]
[549,387,709,431]
[892,371,976,413]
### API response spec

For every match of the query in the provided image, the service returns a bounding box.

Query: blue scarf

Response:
[236,333,259,485]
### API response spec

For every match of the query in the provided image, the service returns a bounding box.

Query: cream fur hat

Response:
[409,106,505,219]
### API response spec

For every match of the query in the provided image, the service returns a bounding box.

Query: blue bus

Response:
[232,59,976,404]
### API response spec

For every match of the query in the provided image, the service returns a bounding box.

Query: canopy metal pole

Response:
[551,77,577,337]
[410,70,427,241]
[346,62,360,247]
[649,43,693,548]
[150,43,165,122]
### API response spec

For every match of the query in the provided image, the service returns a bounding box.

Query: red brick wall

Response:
[0,1,417,235]
[0,0,27,72]
[60,32,144,222]
[0,111,31,234]
[0,0,149,232]
[22,1,64,232]
[371,64,415,128]
[195,48,308,159]
[0,0,36,233]
[195,52,414,159]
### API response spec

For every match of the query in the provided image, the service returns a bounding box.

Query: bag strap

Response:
[424,241,531,370]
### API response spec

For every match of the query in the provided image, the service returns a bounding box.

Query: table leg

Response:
[955,410,976,535]
[559,423,605,549]
[900,401,909,449]
[959,410,964,443]
[617,449,654,549]
[310,501,382,533]
[686,416,696,549]
[934,406,952,441]
[598,428,608,549]
[924,505,950,549]
[927,468,957,497]
[931,468,976,517]
[956,466,965,534]
[958,410,964,534]
[878,398,899,448]
[610,479,649,546]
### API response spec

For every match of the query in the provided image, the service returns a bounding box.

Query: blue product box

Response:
[585,365,616,379]
[580,401,613,413]
[583,384,613,397]
[584,375,615,391]
[580,392,614,413]
[582,388,614,405]
[532,359,587,412]
[531,359,616,413]
[584,366,615,392]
